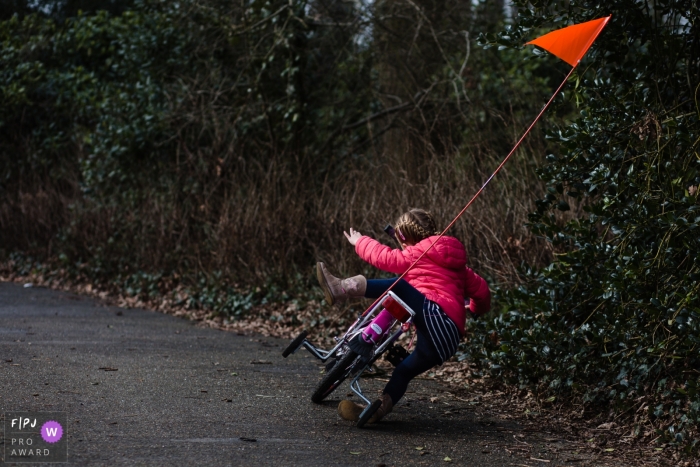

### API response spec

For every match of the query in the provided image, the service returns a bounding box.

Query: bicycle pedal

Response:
[385,344,410,367]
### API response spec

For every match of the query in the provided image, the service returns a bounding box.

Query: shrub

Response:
[465,0,700,446]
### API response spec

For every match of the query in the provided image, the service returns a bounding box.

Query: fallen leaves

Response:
[414,447,430,456]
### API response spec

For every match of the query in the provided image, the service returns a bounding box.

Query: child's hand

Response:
[464,298,474,317]
[344,228,362,246]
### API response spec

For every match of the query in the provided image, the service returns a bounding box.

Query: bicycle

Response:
[282,290,415,428]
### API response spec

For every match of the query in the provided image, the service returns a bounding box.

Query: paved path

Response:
[1,282,596,466]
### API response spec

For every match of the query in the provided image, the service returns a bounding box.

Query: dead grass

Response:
[0,144,556,289]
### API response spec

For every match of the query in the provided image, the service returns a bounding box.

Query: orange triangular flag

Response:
[527,16,611,67]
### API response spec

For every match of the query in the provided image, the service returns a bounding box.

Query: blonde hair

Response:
[395,209,439,245]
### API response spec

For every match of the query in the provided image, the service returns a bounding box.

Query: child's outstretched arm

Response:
[464,267,491,317]
[344,228,411,274]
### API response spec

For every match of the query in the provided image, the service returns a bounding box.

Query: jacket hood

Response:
[412,236,467,270]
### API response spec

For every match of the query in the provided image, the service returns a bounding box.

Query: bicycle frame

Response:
[296,291,415,361]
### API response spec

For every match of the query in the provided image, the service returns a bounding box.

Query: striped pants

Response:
[365,278,461,405]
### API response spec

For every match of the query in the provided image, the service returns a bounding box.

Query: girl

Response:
[316,208,491,424]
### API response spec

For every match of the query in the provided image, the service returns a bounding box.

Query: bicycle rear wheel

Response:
[310,350,359,404]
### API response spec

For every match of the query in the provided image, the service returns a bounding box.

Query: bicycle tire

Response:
[282,330,308,358]
[357,399,382,428]
[310,349,359,404]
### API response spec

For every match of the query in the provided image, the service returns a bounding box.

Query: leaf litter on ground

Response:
[1,266,693,467]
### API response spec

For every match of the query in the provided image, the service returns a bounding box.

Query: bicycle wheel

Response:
[357,399,382,428]
[310,349,359,403]
[282,330,308,358]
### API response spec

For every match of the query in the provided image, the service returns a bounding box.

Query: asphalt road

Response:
[1,281,597,466]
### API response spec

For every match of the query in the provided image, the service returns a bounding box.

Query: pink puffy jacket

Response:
[355,235,491,335]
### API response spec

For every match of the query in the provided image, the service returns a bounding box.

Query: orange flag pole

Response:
[354,17,612,321]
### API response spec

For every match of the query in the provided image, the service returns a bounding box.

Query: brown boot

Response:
[337,400,364,422]
[316,262,366,306]
[368,393,394,423]
[337,394,394,424]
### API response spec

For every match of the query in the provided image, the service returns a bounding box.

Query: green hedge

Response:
[464,0,700,448]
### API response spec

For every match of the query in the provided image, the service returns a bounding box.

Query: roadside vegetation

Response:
[1,0,698,456]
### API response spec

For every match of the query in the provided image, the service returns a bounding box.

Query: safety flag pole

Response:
[356,16,612,320]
